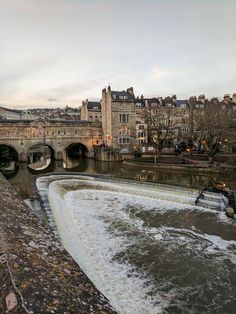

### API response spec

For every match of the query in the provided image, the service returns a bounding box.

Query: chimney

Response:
[189,96,197,102]
[223,94,231,104]
[198,94,205,103]
[126,87,135,97]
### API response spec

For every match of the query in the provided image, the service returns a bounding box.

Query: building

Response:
[81,100,102,122]
[0,107,40,120]
[135,98,148,147]
[101,86,136,153]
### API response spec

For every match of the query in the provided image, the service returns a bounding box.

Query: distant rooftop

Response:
[111,90,135,101]
[87,101,101,110]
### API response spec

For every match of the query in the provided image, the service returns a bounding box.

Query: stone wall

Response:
[0,173,116,313]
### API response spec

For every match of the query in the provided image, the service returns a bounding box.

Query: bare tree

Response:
[146,105,174,162]
[191,99,232,161]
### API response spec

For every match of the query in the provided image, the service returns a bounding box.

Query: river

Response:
[6,158,236,314]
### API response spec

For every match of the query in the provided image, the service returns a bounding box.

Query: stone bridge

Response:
[0,118,103,161]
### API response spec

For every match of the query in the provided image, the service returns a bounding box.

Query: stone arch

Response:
[27,141,56,159]
[63,142,89,157]
[62,142,90,169]
[62,139,92,151]
[0,142,20,160]
[26,142,56,169]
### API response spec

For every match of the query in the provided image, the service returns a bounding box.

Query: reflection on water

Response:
[6,158,236,199]
[28,157,51,171]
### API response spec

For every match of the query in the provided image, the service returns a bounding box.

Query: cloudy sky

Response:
[0,0,236,108]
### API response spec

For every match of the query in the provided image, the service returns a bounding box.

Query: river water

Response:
[6,159,236,314]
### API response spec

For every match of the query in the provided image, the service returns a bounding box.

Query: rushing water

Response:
[35,174,236,314]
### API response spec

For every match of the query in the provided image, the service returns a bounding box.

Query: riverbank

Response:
[123,157,236,174]
[0,173,116,313]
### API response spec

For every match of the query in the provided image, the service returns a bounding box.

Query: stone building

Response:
[135,98,148,146]
[81,100,102,122]
[0,106,40,120]
[142,96,190,149]
[101,86,136,152]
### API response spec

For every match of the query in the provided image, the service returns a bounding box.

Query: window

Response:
[138,132,145,137]
[181,127,189,133]
[118,137,130,144]
[119,113,129,123]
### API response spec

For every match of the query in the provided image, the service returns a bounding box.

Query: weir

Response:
[0,173,116,313]
[36,174,236,313]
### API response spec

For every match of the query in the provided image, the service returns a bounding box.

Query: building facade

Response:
[101,86,136,152]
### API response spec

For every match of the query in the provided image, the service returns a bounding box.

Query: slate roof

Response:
[191,101,205,109]
[0,106,21,113]
[87,102,101,110]
[176,100,187,107]
[135,99,145,107]
[111,91,134,100]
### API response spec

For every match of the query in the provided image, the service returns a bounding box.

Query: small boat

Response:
[195,182,236,217]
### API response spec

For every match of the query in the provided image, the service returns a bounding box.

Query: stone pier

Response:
[0,173,116,313]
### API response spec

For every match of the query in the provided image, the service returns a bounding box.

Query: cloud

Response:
[151,67,173,80]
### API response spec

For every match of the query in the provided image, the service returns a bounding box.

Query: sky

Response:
[0,0,236,108]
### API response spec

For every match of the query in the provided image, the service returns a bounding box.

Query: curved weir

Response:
[36,175,236,314]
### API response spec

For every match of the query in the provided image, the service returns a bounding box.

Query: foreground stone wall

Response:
[0,173,116,313]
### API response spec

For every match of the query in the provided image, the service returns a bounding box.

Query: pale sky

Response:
[0,0,236,108]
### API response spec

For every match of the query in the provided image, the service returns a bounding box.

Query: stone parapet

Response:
[0,173,116,313]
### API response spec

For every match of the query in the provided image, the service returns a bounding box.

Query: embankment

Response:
[123,160,235,174]
[0,173,116,313]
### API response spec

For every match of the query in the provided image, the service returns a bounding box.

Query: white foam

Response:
[36,175,236,313]
[48,183,170,313]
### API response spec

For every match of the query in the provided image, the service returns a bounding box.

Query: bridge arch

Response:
[62,142,90,169]
[26,142,57,171]
[0,142,20,160]
[27,142,56,158]
[64,142,89,157]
